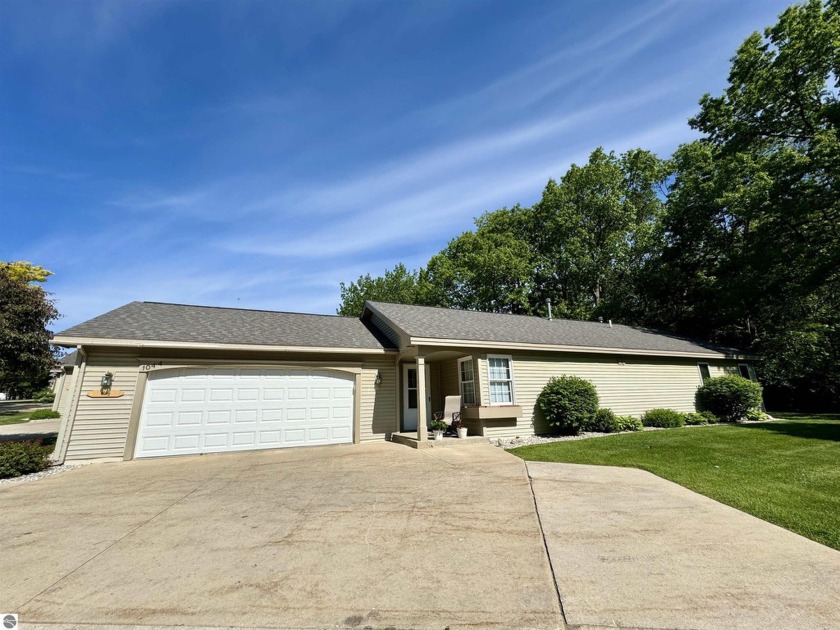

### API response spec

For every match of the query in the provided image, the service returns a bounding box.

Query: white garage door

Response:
[135,367,354,458]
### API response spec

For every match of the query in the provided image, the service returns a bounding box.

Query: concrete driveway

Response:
[528,462,840,630]
[1,443,562,629]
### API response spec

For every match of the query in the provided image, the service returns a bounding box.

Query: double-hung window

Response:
[487,355,515,405]
[458,357,476,405]
[738,363,755,381]
[698,363,711,382]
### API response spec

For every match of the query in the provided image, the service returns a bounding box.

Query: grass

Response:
[511,415,840,551]
[0,411,35,425]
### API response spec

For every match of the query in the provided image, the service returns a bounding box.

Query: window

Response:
[738,363,754,381]
[487,355,514,405]
[698,363,711,382]
[458,358,476,405]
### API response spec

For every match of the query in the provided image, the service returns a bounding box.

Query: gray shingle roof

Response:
[55,302,393,350]
[366,301,744,357]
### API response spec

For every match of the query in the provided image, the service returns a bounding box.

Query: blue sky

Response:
[1,0,792,330]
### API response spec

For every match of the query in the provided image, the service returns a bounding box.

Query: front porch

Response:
[396,346,525,444]
[390,431,490,449]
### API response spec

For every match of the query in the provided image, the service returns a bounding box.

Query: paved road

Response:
[0,419,60,442]
[528,461,840,630]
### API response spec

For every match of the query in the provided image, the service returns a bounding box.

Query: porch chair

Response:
[433,395,462,437]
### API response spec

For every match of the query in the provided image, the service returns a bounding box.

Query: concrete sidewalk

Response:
[528,462,840,630]
[0,419,60,442]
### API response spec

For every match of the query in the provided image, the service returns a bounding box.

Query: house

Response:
[50,350,78,419]
[50,300,756,462]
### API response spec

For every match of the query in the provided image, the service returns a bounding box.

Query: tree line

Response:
[338,0,840,410]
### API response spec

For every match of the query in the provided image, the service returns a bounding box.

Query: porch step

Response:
[390,432,490,450]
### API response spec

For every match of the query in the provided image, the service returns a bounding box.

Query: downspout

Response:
[53,345,87,464]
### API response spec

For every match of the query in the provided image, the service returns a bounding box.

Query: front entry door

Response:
[403,363,431,431]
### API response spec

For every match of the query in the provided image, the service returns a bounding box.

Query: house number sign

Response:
[140,361,165,372]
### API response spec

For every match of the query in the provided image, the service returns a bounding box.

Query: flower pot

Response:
[457,427,468,439]
[433,430,444,441]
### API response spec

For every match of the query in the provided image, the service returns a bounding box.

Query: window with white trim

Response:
[738,363,754,381]
[458,357,476,405]
[698,363,711,383]
[487,355,515,405]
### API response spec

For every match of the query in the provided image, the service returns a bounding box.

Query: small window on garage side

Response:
[487,355,515,405]
[738,363,754,381]
[698,363,711,382]
[458,357,476,405]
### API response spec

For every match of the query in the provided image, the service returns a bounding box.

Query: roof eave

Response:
[409,336,755,360]
[51,336,396,354]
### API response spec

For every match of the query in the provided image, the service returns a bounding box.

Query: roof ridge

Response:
[367,300,621,326]
[140,301,349,319]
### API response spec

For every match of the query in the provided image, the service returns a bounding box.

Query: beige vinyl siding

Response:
[359,356,397,441]
[65,354,139,461]
[53,369,76,418]
[439,359,460,402]
[506,354,743,434]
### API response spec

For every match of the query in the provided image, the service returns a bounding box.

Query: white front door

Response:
[402,363,431,431]
[135,366,354,458]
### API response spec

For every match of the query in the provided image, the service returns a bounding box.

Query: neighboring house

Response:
[50,300,756,462]
[51,350,77,418]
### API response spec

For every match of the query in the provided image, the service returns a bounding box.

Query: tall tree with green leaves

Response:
[336,263,432,317]
[425,206,535,313]
[0,261,60,398]
[531,147,667,320]
[659,0,840,407]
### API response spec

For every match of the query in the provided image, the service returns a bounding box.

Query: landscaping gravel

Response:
[0,461,90,487]
[493,416,779,449]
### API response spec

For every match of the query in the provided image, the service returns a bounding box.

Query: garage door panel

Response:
[136,368,354,458]
[175,411,202,426]
[203,433,229,448]
[173,435,200,451]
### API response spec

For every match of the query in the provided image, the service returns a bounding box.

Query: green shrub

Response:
[0,441,51,479]
[32,388,55,403]
[612,415,643,432]
[684,412,709,425]
[746,409,771,422]
[696,375,763,422]
[642,408,685,428]
[537,376,599,435]
[699,410,719,424]
[583,408,616,433]
[430,419,447,431]
[29,409,60,420]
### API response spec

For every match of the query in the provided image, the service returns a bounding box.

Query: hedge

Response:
[696,375,763,422]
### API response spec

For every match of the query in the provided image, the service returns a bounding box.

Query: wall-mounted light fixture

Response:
[100,371,114,395]
[374,370,382,386]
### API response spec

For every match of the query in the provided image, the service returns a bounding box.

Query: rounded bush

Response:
[32,388,55,403]
[612,415,643,432]
[584,408,616,433]
[537,376,599,435]
[745,409,771,422]
[29,409,60,420]
[683,412,709,425]
[0,441,51,479]
[641,408,685,428]
[695,375,763,422]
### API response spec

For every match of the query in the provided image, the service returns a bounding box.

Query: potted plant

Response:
[453,419,468,439]
[430,419,447,440]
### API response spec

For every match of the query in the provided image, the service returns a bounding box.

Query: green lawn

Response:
[0,411,34,425]
[510,415,840,551]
